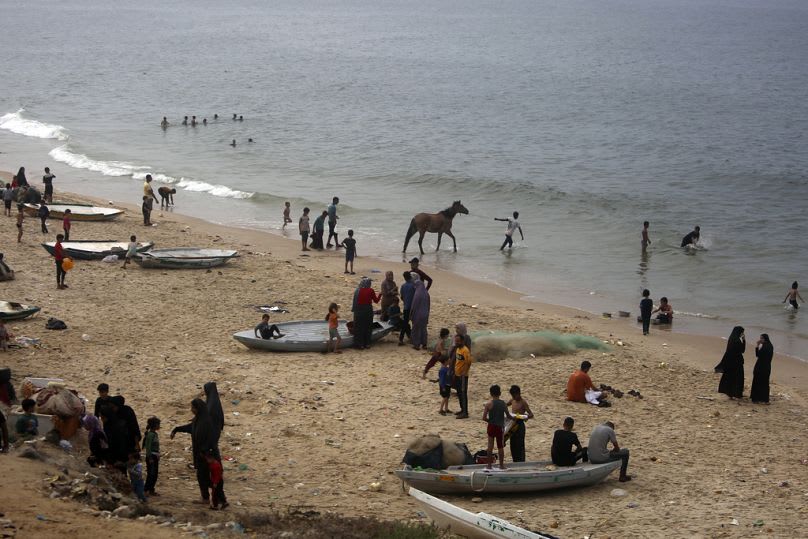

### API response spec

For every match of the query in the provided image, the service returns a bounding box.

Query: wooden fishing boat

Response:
[0,301,41,321]
[41,240,154,260]
[408,487,556,539]
[24,203,124,221]
[233,319,394,352]
[396,459,620,495]
[134,248,238,269]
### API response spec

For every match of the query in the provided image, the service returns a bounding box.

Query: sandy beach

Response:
[1,172,807,538]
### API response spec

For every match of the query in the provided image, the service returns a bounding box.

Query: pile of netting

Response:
[470,330,608,361]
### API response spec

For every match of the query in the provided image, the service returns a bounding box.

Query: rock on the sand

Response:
[610,488,628,497]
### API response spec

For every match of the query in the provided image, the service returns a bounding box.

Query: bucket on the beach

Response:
[62,257,74,271]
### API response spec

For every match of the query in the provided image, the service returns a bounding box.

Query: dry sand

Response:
[1,173,807,538]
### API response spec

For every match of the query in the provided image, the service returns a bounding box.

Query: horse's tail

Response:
[403,218,417,252]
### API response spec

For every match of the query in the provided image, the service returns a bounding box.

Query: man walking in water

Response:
[641,221,651,251]
[326,197,340,248]
[681,226,700,248]
[495,211,524,250]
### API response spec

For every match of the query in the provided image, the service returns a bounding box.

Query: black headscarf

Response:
[110,395,141,448]
[15,167,27,187]
[756,334,773,361]
[190,398,216,458]
[204,382,225,434]
[715,326,745,373]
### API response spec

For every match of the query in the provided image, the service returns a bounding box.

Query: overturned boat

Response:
[41,240,154,260]
[134,248,238,269]
[24,203,124,221]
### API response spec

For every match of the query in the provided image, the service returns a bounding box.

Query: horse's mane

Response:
[439,207,454,217]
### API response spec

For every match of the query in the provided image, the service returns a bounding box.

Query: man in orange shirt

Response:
[566,361,601,403]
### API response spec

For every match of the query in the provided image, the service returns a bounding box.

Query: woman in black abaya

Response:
[717,326,745,399]
[171,399,218,502]
[750,334,773,404]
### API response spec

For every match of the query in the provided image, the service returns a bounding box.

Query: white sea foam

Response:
[0,109,68,140]
[49,145,149,177]
[174,178,253,199]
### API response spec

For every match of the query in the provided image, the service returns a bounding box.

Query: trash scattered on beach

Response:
[730,518,739,526]
[610,488,627,497]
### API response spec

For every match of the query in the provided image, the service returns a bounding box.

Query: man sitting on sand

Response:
[566,360,604,404]
[551,416,587,466]
[588,421,632,482]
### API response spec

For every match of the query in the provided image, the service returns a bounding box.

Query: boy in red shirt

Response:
[53,233,67,289]
[205,450,227,510]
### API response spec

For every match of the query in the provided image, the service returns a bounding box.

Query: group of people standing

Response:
[82,381,228,508]
[716,327,774,404]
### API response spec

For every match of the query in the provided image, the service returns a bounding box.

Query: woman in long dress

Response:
[717,326,745,399]
[379,271,398,321]
[352,277,379,349]
[409,273,431,350]
[171,399,221,503]
[750,334,773,404]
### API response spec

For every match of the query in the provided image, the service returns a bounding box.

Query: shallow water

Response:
[1,0,807,357]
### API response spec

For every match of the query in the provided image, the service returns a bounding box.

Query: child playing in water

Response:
[784,281,804,310]
[122,235,138,269]
[282,202,292,228]
[255,313,284,339]
[653,296,673,323]
[326,303,342,353]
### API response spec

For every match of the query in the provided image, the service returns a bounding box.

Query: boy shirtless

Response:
[158,187,176,209]
[482,385,513,470]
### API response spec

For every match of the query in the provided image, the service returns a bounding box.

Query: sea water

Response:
[1,0,807,358]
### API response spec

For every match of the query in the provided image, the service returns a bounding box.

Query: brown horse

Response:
[403,201,469,254]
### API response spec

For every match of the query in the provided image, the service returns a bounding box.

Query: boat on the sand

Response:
[24,203,124,221]
[134,248,238,269]
[0,301,41,321]
[408,487,557,539]
[396,459,620,495]
[233,319,394,352]
[41,240,154,260]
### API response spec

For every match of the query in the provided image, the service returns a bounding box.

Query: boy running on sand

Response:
[482,385,513,469]
[326,302,342,353]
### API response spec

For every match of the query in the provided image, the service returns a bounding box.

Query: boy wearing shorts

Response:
[437,356,452,415]
[341,229,356,274]
[482,384,513,470]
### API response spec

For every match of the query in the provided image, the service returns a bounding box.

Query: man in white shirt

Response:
[494,211,524,250]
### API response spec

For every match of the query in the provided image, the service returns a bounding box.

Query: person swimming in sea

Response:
[202,118,207,125]
[160,117,169,129]
[214,114,218,120]
[238,115,243,121]
[191,116,197,126]
[681,226,700,248]
[248,138,254,143]
[232,114,237,120]
[182,116,188,126]
[230,140,236,147]
[784,282,804,310]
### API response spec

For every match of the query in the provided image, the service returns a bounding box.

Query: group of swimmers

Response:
[160,114,253,146]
